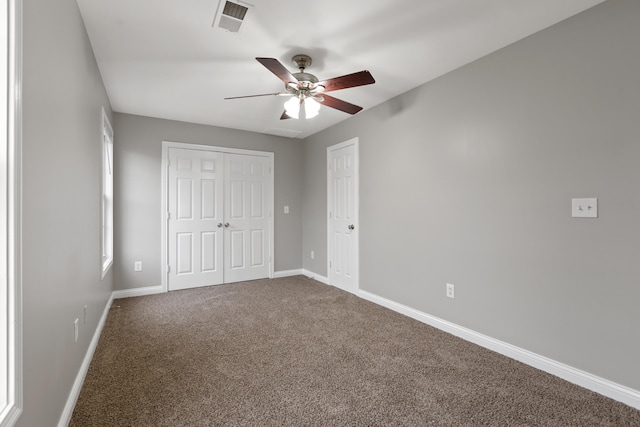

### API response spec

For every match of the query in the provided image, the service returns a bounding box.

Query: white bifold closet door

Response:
[167,148,270,291]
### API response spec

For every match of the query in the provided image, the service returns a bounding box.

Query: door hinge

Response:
[167,265,170,273]
[166,212,170,220]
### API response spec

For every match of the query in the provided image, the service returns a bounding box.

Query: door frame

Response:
[161,141,274,292]
[327,137,359,293]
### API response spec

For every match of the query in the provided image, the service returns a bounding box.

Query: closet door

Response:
[167,148,224,290]
[223,153,270,283]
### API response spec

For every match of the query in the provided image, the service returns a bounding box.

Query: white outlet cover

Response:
[446,283,455,299]
[284,205,289,214]
[572,198,598,218]
[134,261,143,271]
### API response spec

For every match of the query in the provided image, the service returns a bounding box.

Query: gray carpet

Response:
[70,276,640,426]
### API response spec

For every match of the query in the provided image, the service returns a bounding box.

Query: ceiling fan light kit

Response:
[225,54,375,120]
[284,96,321,119]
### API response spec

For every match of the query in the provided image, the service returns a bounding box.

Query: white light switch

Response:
[572,198,598,218]
[284,206,289,214]
[134,261,143,271]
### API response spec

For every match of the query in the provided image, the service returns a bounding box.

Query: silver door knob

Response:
[348,224,355,230]
[224,223,230,228]
[217,223,223,228]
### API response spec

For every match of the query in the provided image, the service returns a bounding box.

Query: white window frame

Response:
[0,0,23,425]
[101,108,113,279]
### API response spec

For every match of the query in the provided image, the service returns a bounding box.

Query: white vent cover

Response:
[264,128,304,139]
[213,0,253,33]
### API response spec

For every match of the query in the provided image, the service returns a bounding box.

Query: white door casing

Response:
[162,142,274,292]
[328,138,359,293]
[168,147,224,290]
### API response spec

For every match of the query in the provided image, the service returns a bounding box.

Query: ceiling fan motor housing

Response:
[288,55,322,97]
[292,54,313,70]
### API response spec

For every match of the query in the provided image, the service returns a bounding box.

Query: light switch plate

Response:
[572,198,598,218]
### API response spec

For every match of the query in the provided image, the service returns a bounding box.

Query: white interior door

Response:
[328,139,359,293]
[168,148,224,291]
[224,153,271,283]
[166,146,272,290]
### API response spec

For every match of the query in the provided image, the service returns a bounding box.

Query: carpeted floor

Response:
[70,276,640,426]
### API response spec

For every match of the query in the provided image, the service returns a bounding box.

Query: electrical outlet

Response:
[446,283,455,299]
[284,205,289,214]
[310,250,315,260]
[74,318,79,342]
[572,198,598,218]
[134,261,143,272]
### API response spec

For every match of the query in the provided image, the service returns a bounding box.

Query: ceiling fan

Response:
[224,54,375,119]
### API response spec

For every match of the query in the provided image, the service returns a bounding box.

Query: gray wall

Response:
[19,0,114,425]
[113,113,303,291]
[303,0,640,391]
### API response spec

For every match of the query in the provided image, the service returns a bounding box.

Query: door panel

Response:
[251,230,264,266]
[230,230,245,269]
[177,179,193,220]
[201,180,217,219]
[177,232,193,275]
[251,182,264,218]
[201,231,217,272]
[230,180,244,219]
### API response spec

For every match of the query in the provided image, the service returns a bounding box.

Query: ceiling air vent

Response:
[213,0,253,33]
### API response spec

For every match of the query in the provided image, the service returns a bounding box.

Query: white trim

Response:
[100,107,113,280]
[57,293,115,427]
[112,285,164,299]
[0,0,22,425]
[161,141,275,292]
[273,269,304,278]
[358,289,640,411]
[301,269,329,285]
[274,269,330,285]
[327,138,359,294]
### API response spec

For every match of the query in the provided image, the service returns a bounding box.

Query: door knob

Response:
[348,224,355,230]
[217,223,223,228]
[224,223,230,228]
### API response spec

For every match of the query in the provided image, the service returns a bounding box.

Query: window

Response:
[1,0,22,425]
[101,108,113,278]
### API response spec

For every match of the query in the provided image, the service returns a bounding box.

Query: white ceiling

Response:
[76,0,604,139]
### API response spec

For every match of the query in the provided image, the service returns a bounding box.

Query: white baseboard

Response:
[112,285,164,299]
[275,268,329,285]
[301,269,329,285]
[273,269,304,278]
[358,289,640,411]
[57,292,115,427]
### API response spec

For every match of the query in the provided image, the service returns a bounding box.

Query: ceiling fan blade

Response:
[224,92,291,100]
[319,94,363,115]
[317,70,375,93]
[256,58,299,85]
[280,111,292,120]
